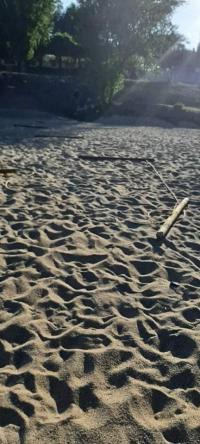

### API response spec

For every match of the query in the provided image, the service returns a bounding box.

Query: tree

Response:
[47,32,83,70]
[62,0,184,104]
[54,3,79,36]
[0,0,58,69]
[160,43,199,80]
[160,43,187,70]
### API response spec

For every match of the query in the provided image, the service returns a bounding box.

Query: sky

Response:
[62,0,200,49]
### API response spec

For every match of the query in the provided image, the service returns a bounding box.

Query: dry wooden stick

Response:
[34,134,83,139]
[0,169,17,175]
[156,197,189,240]
[14,124,47,129]
[79,156,155,162]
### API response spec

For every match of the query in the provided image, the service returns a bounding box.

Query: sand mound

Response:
[0,112,199,443]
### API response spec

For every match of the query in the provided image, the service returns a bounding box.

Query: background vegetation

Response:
[0,0,200,118]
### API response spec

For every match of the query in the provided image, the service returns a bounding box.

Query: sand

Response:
[0,111,199,444]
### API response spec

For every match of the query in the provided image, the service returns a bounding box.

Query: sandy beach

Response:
[0,111,199,444]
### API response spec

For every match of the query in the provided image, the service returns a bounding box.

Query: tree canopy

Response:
[47,32,83,69]
[59,0,184,102]
[0,0,189,107]
[0,0,58,66]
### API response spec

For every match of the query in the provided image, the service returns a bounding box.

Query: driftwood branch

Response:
[156,197,189,240]
[14,124,47,129]
[34,134,83,139]
[0,169,17,175]
[78,156,155,162]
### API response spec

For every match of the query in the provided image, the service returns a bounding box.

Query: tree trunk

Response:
[17,60,26,72]
[39,56,43,69]
[58,56,62,72]
[17,60,22,72]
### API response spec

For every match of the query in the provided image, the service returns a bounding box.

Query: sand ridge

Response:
[0,113,199,443]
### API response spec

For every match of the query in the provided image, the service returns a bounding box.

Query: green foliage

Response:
[61,0,184,104]
[46,31,83,69]
[48,32,79,57]
[0,0,58,65]
[0,0,190,117]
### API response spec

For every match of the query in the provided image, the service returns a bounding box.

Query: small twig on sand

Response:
[146,160,178,204]
[0,169,16,175]
[14,124,47,129]
[34,134,83,139]
[79,156,155,162]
